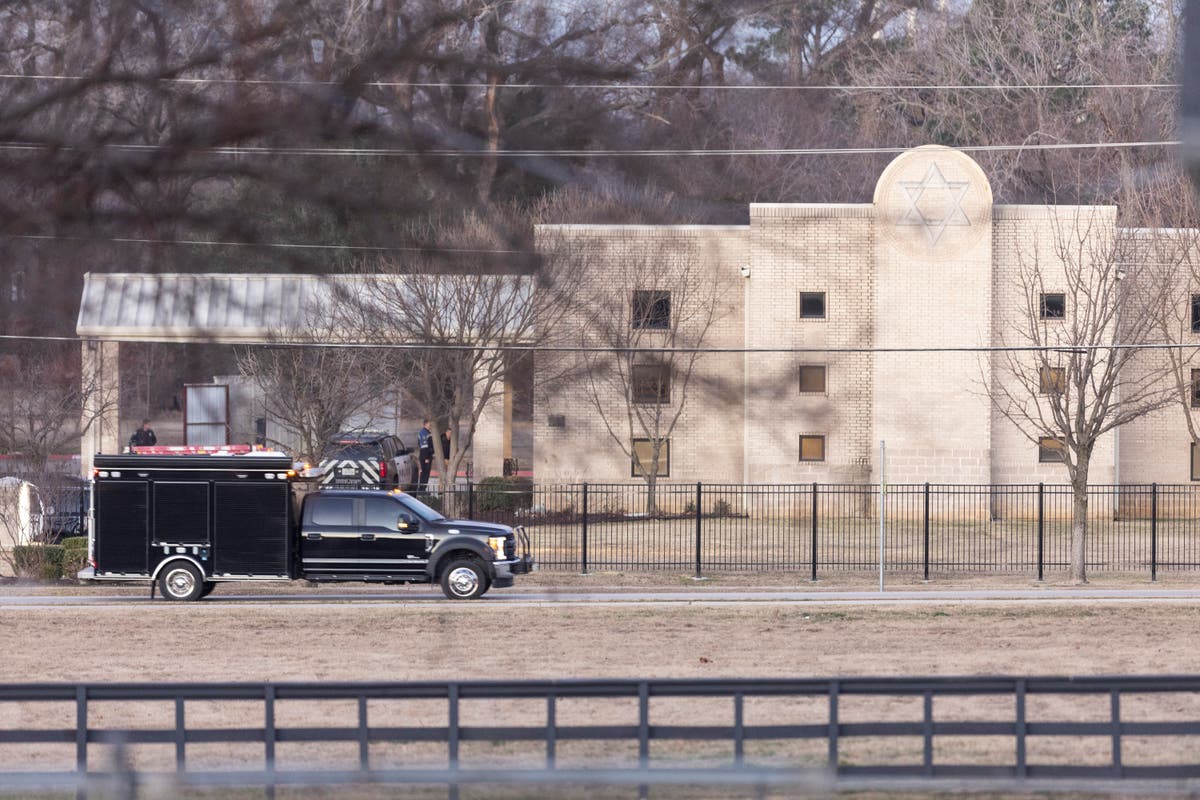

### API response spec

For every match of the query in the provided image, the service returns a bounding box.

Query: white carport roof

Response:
[76,272,532,343]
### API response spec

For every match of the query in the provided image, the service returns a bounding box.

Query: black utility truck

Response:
[80,454,532,600]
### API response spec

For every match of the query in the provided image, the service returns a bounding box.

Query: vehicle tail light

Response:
[379,460,387,478]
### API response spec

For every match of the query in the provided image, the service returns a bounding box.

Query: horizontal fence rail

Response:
[5,677,1200,797]
[427,482,1200,577]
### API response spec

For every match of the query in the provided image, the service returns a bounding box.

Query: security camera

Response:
[738,265,751,278]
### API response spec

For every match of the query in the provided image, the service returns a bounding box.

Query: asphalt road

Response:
[3,587,1200,607]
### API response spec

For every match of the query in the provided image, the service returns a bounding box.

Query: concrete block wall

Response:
[532,225,748,484]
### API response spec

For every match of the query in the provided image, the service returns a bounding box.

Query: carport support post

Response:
[694,482,703,579]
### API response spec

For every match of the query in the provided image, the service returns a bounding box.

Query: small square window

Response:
[632,291,670,329]
[1192,370,1200,409]
[800,292,826,319]
[631,362,671,404]
[1038,436,1066,463]
[1040,293,1066,320]
[799,434,826,462]
[1192,295,1200,334]
[1192,442,1200,481]
[1039,366,1065,394]
[799,365,826,394]
[631,438,669,478]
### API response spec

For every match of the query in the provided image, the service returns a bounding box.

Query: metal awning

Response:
[76,272,532,343]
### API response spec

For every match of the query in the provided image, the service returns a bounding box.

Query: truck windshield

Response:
[398,494,446,522]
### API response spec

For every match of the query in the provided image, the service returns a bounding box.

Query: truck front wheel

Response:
[158,561,204,601]
[439,558,490,600]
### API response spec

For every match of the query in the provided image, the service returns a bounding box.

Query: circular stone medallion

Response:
[873,145,993,261]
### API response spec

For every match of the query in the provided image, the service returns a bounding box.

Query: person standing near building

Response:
[129,419,157,451]
[417,419,434,490]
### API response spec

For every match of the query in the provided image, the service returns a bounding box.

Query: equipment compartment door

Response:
[95,481,149,574]
[213,482,289,575]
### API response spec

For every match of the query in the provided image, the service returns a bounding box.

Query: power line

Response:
[0,140,1181,158]
[0,73,1181,91]
[8,332,1200,354]
[5,234,524,255]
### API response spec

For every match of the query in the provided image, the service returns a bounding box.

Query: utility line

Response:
[7,332,1199,354]
[0,73,1181,91]
[5,234,524,255]
[0,140,1180,158]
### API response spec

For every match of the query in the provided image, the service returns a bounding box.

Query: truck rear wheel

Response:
[158,561,204,602]
[439,558,489,600]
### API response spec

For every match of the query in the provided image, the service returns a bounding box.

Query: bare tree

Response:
[338,211,581,505]
[235,344,387,464]
[570,244,721,514]
[989,204,1184,582]
[0,342,107,473]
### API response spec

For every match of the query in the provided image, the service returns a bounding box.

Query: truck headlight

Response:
[488,536,506,561]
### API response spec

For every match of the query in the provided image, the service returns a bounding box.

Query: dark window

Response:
[631,438,670,478]
[1040,293,1066,320]
[1192,442,1200,481]
[1192,369,1200,408]
[364,497,401,529]
[1040,366,1065,394]
[631,362,671,404]
[311,497,354,526]
[799,365,827,394]
[1038,437,1066,463]
[632,291,670,329]
[800,292,826,319]
[799,435,826,462]
[1192,295,1200,333]
[547,414,566,428]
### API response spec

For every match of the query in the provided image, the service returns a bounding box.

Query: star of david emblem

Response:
[896,163,971,245]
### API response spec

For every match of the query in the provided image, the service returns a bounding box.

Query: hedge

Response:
[12,545,66,581]
[476,476,533,513]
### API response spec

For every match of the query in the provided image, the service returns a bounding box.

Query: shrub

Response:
[476,476,533,513]
[13,545,66,581]
[61,537,89,577]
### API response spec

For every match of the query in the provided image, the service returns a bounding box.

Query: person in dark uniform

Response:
[129,419,157,451]
[417,419,434,489]
[440,427,451,461]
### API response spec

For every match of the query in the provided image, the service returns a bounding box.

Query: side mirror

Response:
[398,446,413,456]
[397,516,415,531]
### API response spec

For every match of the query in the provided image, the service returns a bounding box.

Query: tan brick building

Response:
[533,145,1199,485]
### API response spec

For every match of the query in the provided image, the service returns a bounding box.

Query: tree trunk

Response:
[1069,469,1089,584]
[646,471,657,517]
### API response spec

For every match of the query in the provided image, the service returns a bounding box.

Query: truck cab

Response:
[300,490,531,599]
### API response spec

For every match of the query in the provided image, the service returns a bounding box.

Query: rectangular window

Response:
[1038,436,1066,463]
[799,434,826,462]
[632,290,670,329]
[1040,293,1066,320]
[798,365,827,394]
[800,292,826,319]
[631,362,671,404]
[1192,442,1200,481]
[1193,369,1200,409]
[1193,295,1200,333]
[1039,366,1065,394]
[631,438,669,478]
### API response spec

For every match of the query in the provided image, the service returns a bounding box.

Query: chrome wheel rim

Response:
[165,568,196,598]
[448,567,479,597]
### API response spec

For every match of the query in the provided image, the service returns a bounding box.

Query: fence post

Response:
[1151,482,1158,582]
[694,482,703,579]
[467,481,475,520]
[75,685,87,800]
[1037,483,1045,582]
[581,483,589,576]
[923,483,930,582]
[810,483,818,582]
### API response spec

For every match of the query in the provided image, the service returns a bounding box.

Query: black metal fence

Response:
[429,482,1200,577]
[5,676,1200,798]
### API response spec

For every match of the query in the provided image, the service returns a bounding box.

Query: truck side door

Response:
[361,494,428,572]
[299,494,361,576]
